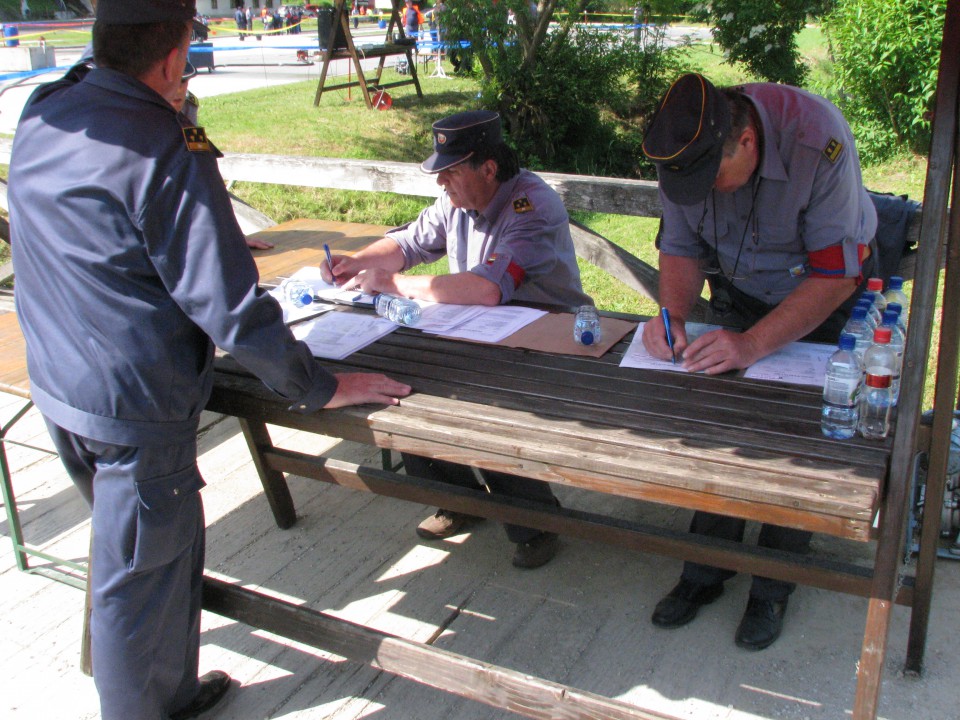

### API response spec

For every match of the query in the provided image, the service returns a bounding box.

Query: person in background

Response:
[234,3,246,41]
[403,0,420,38]
[323,110,592,570]
[640,73,878,651]
[8,2,410,718]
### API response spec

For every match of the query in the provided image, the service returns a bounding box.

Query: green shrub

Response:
[823,0,945,157]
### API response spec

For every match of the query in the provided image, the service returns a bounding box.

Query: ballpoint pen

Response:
[323,243,334,278]
[661,307,677,364]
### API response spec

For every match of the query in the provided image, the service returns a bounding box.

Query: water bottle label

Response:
[824,375,860,405]
[864,371,891,389]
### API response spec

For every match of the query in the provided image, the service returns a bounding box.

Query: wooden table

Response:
[200,219,922,719]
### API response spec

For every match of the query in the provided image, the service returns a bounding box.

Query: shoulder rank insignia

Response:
[823,138,844,163]
[513,196,534,214]
[182,126,213,153]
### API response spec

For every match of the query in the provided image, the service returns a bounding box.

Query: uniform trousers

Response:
[401,453,556,544]
[684,260,878,601]
[45,420,206,720]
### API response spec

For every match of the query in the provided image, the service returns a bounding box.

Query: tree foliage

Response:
[706,0,809,85]
[440,0,687,175]
[822,0,945,158]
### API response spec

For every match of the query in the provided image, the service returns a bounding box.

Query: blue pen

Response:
[323,243,334,277]
[661,307,677,364]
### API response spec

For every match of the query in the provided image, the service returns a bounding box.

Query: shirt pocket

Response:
[129,466,205,573]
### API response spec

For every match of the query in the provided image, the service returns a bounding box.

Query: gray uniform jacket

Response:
[9,66,337,448]
[659,83,878,306]
[387,169,592,307]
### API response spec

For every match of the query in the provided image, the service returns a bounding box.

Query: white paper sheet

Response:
[291,311,398,360]
[619,322,724,372]
[743,341,834,387]
[436,305,548,343]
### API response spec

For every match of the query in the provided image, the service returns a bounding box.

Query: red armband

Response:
[505,261,526,289]
[807,244,865,280]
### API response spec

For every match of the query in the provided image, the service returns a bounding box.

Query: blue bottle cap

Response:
[887,302,902,315]
[839,333,856,351]
[889,275,904,289]
[580,331,594,345]
[851,305,867,320]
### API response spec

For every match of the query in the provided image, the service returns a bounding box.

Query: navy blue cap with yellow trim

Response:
[642,73,731,206]
[97,0,197,25]
[421,110,502,174]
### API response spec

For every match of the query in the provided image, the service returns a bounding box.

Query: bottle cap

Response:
[580,331,594,345]
[889,275,904,290]
[839,333,857,351]
[882,309,898,325]
[867,277,883,292]
[851,305,867,319]
[887,302,902,315]
[873,327,892,343]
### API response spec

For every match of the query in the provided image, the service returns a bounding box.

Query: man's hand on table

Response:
[681,329,763,375]
[324,373,412,408]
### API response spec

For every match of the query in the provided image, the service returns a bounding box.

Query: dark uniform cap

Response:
[421,110,502,174]
[96,0,197,25]
[642,73,732,206]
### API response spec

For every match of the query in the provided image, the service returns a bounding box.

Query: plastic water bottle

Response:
[280,279,314,308]
[880,309,905,403]
[573,305,602,346]
[886,302,908,336]
[866,278,887,315]
[373,293,421,326]
[842,305,872,359]
[821,333,863,439]
[855,298,878,332]
[884,276,909,323]
[859,291,883,327]
[858,327,897,439]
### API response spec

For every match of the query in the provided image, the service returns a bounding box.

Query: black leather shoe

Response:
[651,579,724,629]
[170,670,232,720]
[735,596,788,651]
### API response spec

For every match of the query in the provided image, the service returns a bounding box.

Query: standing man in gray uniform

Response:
[640,73,877,650]
[8,2,410,719]
[325,110,592,570]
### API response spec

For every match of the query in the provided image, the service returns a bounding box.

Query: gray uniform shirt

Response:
[387,169,592,307]
[9,66,337,447]
[659,83,878,306]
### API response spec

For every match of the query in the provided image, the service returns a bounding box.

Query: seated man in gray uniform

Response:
[325,110,592,570]
[640,73,877,651]
[8,2,410,719]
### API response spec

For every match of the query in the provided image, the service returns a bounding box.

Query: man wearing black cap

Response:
[324,109,591,569]
[8,2,410,718]
[640,73,877,650]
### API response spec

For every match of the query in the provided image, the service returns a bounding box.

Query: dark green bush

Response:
[823,0,945,157]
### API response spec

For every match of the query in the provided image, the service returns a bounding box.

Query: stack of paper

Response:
[291,311,398,360]
[417,303,548,343]
[621,321,833,387]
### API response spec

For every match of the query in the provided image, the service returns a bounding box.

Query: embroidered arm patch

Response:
[182,126,213,153]
[513,196,534,213]
[822,138,844,163]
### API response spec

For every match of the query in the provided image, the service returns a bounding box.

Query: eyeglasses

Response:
[696,176,762,282]
[181,61,197,83]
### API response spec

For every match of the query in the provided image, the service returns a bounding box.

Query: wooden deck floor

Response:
[2,389,959,720]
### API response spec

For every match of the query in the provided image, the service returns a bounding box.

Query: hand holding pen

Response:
[661,307,677,364]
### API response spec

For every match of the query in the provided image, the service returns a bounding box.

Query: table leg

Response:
[238,418,297,529]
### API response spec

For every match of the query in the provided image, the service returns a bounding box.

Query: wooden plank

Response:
[207,369,882,540]
[248,219,392,283]
[0,312,30,397]
[203,577,682,720]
